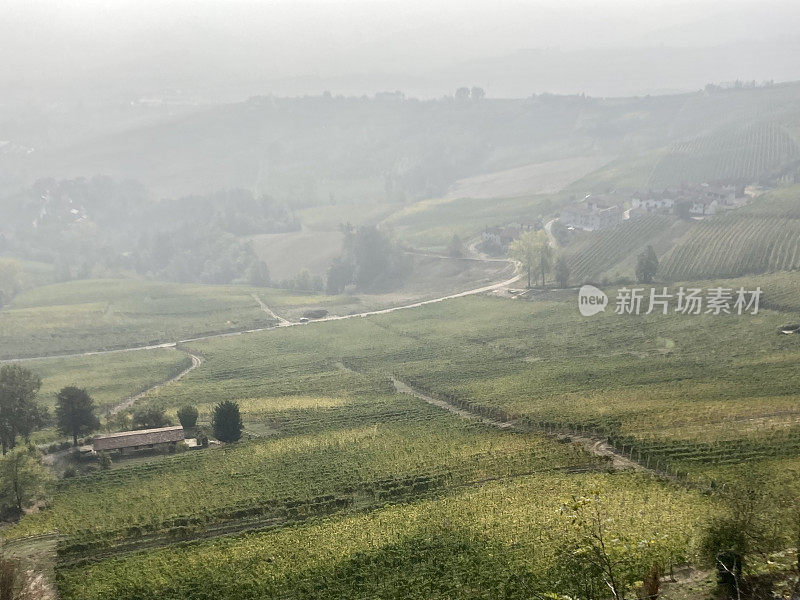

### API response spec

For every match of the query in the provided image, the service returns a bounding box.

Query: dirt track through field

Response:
[4,255,521,362]
[107,351,203,415]
[391,377,643,472]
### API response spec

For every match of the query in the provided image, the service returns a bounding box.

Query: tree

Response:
[635,245,659,283]
[538,239,554,286]
[55,387,100,447]
[700,476,777,600]
[509,231,549,288]
[555,255,571,288]
[0,366,47,455]
[447,234,465,258]
[0,259,22,309]
[0,447,51,515]
[0,551,31,600]
[131,406,171,430]
[212,400,243,443]
[246,260,270,286]
[177,405,199,432]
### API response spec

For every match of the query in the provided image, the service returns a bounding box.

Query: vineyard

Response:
[55,472,708,600]
[659,186,800,280]
[647,120,800,188]
[561,214,689,283]
[4,271,800,597]
[0,279,277,359]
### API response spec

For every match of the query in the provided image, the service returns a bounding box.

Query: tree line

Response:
[508,229,659,289]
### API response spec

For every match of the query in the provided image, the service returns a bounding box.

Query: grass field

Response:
[20,349,192,413]
[386,194,556,250]
[0,279,279,359]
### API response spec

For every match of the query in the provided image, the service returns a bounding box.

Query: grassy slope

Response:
[6,271,797,598]
[0,279,276,359]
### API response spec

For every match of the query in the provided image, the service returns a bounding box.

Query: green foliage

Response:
[211,401,243,443]
[326,225,411,294]
[555,255,570,288]
[0,447,51,515]
[176,405,198,431]
[635,245,659,283]
[131,406,171,430]
[446,234,464,258]
[0,365,47,454]
[98,452,113,470]
[508,230,550,287]
[55,386,100,446]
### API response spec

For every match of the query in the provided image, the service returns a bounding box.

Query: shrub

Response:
[211,401,243,443]
[131,406,171,430]
[176,405,199,431]
[98,453,112,469]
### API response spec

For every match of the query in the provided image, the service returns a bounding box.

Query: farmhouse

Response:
[93,425,185,453]
[631,190,675,213]
[560,194,623,230]
[689,196,718,216]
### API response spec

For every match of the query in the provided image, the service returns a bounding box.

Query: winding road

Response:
[5,256,522,363]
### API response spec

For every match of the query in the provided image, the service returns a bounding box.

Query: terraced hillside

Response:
[4,271,798,599]
[560,214,691,283]
[660,186,800,280]
[648,120,800,188]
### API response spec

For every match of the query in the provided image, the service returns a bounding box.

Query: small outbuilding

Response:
[93,425,185,453]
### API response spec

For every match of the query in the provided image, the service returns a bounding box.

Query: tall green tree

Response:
[55,387,100,447]
[176,405,199,432]
[538,239,554,286]
[636,245,659,283]
[555,255,571,288]
[509,231,550,288]
[0,366,47,455]
[212,400,243,443]
[0,446,51,515]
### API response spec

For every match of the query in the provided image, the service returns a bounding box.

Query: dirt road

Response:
[392,377,642,472]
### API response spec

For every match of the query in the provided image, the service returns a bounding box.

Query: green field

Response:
[20,349,192,414]
[0,279,279,359]
[3,270,799,598]
[386,194,556,250]
[56,472,707,600]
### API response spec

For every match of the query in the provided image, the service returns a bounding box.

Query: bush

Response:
[131,406,171,430]
[98,453,112,469]
[211,401,243,443]
[62,466,77,479]
[176,405,199,431]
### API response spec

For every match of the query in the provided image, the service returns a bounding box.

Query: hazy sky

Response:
[3,0,800,100]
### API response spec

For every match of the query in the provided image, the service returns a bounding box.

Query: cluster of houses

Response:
[559,183,739,231]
